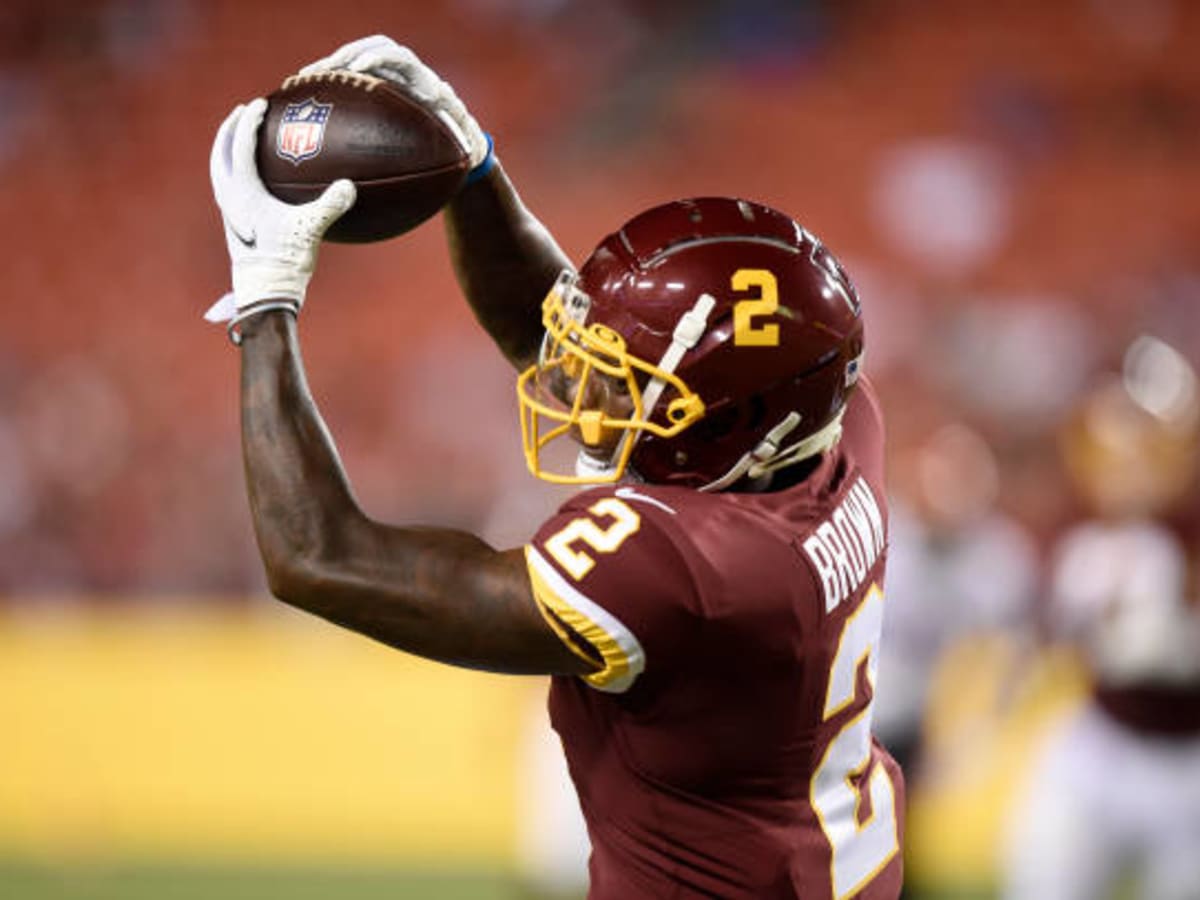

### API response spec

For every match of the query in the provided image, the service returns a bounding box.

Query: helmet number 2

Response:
[732,269,780,347]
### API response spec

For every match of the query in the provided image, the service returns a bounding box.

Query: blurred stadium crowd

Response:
[1,0,1198,896]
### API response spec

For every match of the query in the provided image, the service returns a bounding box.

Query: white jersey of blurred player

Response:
[1003,519,1200,900]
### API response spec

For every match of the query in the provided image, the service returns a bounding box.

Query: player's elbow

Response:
[248,498,376,607]
[259,545,322,609]
[261,551,307,604]
[255,526,356,614]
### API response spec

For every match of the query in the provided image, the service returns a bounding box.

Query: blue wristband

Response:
[464,133,495,185]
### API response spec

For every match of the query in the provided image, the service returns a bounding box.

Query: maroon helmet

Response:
[517,197,864,490]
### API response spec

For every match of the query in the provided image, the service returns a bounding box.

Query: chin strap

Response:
[637,293,717,424]
[699,408,846,493]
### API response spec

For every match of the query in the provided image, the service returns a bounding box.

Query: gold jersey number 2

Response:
[544,498,641,580]
[732,268,780,347]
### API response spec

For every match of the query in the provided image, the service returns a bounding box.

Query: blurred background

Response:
[2,0,1199,897]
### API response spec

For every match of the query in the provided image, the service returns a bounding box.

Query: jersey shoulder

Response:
[526,484,706,693]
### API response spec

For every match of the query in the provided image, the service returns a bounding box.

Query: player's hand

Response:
[205,98,356,327]
[299,35,492,172]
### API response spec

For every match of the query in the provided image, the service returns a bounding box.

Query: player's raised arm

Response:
[236,313,589,675]
[444,163,570,370]
[207,99,593,677]
[300,35,571,370]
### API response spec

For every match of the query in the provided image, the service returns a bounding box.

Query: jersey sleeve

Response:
[525,489,699,694]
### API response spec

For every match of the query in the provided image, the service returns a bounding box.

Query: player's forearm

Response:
[236,312,456,642]
[444,162,571,369]
[237,311,363,596]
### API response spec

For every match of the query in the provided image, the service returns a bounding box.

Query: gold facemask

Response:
[517,271,706,484]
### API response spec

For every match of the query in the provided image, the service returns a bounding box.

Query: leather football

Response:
[256,71,471,243]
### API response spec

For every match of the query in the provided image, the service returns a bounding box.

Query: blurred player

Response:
[206,36,904,899]
[876,420,1038,779]
[1002,335,1200,900]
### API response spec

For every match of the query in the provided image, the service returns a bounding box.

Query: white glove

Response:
[298,35,492,173]
[205,98,356,329]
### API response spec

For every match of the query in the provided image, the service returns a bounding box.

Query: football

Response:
[256,70,472,243]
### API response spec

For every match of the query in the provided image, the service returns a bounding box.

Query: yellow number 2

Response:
[545,498,641,580]
[732,268,780,347]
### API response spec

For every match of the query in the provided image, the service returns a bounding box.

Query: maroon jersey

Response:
[525,381,904,899]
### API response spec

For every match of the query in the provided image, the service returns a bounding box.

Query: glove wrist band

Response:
[464,133,496,185]
[227,300,299,345]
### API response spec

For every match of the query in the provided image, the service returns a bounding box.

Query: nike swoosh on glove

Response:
[206,97,356,326]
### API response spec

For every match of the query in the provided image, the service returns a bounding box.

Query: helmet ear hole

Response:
[744,395,768,432]
[693,397,766,443]
[694,404,739,441]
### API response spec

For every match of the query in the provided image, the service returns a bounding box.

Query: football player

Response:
[207,36,904,899]
[1002,336,1200,900]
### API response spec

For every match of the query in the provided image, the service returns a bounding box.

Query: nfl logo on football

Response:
[276,98,332,165]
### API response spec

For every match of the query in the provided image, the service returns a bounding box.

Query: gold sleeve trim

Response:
[532,589,602,670]
[525,546,642,692]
